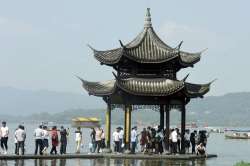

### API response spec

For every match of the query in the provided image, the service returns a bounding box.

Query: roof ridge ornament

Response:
[144,8,152,28]
[175,41,184,54]
[182,73,190,82]
[75,75,84,82]
[87,44,96,51]
[209,78,217,85]
[177,41,183,50]
[119,40,126,49]
[200,48,208,54]
[112,72,120,80]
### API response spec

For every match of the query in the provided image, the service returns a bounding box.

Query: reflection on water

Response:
[15,160,25,166]
[1,158,207,166]
[33,159,67,166]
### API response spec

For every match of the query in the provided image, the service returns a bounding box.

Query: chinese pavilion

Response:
[79,8,213,153]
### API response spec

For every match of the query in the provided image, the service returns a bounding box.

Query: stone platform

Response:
[0,153,217,160]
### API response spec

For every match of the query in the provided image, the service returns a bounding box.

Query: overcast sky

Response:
[0,0,249,96]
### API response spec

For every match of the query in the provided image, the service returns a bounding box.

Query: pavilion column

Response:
[165,104,170,152]
[105,103,111,149]
[160,105,164,130]
[181,103,186,154]
[124,104,132,150]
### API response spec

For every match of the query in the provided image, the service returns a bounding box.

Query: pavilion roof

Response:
[89,8,204,67]
[78,77,212,98]
[78,78,116,96]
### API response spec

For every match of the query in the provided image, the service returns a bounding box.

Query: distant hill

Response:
[0,87,250,126]
[0,87,104,115]
[186,92,250,126]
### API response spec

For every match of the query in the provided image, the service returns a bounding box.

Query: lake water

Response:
[1,123,250,166]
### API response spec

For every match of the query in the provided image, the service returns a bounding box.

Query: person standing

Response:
[34,125,44,155]
[171,128,178,154]
[131,126,137,154]
[15,125,26,155]
[1,121,9,154]
[100,129,106,150]
[169,128,173,154]
[75,127,82,153]
[118,127,124,153]
[146,126,152,153]
[42,126,49,154]
[95,127,102,153]
[150,128,156,153]
[176,128,181,153]
[155,128,164,154]
[50,126,59,155]
[140,128,148,153]
[14,128,18,155]
[190,131,196,154]
[90,128,96,153]
[184,130,190,153]
[60,126,68,154]
[112,128,120,153]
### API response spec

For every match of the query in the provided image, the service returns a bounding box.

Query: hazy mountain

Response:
[186,92,250,126]
[0,87,250,126]
[0,87,104,115]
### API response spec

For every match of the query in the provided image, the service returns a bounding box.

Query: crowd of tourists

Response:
[0,121,208,156]
[33,125,69,155]
[0,121,72,155]
[0,121,106,156]
[112,125,208,155]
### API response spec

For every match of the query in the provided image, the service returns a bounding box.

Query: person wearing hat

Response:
[131,126,137,154]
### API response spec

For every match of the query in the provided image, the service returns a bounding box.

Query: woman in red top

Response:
[50,126,59,155]
[140,128,148,153]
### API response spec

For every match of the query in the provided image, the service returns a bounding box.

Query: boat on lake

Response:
[224,129,250,139]
[71,117,100,128]
[205,127,224,133]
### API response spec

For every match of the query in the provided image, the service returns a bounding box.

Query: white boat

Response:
[205,127,224,133]
[224,129,250,139]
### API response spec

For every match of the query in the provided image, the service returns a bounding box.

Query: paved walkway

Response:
[0,153,217,160]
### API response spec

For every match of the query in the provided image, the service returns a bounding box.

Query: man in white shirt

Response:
[0,121,9,154]
[34,125,44,155]
[171,128,178,154]
[15,125,26,155]
[42,126,49,154]
[112,128,120,153]
[118,127,124,153]
[131,126,137,154]
[184,130,190,153]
